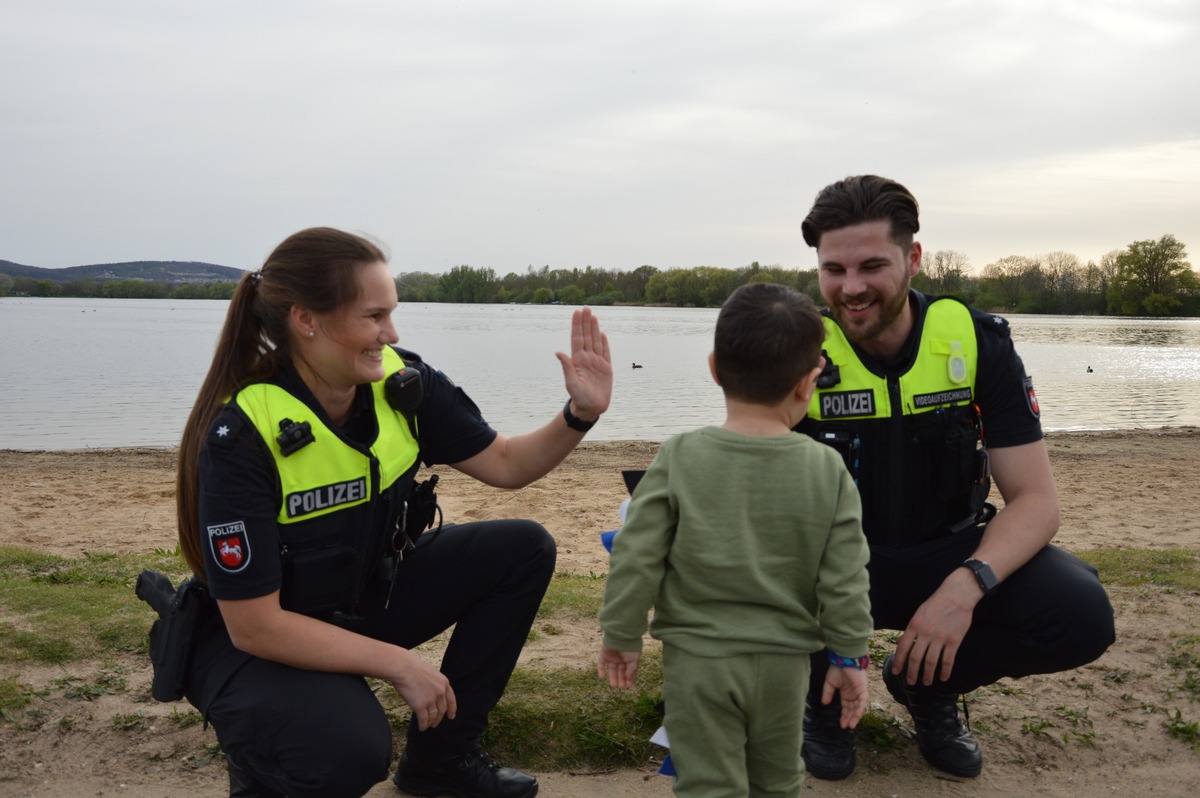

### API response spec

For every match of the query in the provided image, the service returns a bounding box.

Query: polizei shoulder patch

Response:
[820,389,876,419]
[208,520,251,573]
[1023,376,1041,419]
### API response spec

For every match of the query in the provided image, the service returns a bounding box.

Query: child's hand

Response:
[598,646,641,688]
[822,665,870,729]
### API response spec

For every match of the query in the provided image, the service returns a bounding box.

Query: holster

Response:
[135,569,206,702]
[406,474,442,541]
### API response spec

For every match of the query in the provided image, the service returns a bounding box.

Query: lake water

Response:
[2,298,1199,450]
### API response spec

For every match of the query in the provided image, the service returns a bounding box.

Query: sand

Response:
[1,430,1199,796]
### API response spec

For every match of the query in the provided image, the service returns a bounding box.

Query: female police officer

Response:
[174,227,612,798]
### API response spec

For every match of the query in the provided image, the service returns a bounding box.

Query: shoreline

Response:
[2,424,1197,452]
[3,430,1199,567]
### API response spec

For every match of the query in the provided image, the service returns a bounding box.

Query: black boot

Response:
[801,692,856,780]
[882,655,982,777]
[393,748,538,798]
[227,760,284,798]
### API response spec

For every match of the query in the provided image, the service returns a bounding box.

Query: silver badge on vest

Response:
[820,390,876,418]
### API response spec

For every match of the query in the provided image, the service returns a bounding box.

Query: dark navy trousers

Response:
[809,524,1116,697]
[188,519,556,798]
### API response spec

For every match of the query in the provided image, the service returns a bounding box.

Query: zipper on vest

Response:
[886,375,906,545]
[349,455,384,613]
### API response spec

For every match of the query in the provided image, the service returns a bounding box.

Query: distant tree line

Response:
[396,234,1197,316]
[3,234,1196,316]
[394,262,817,308]
[913,235,1198,316]
[0,274,237,300]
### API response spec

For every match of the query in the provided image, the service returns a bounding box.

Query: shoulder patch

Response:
[207,520,251,573]
[1023,376,1040,419]
[208,409,245,448]
[985,314,1012,339]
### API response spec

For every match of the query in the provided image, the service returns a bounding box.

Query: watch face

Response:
[965,559,997,594]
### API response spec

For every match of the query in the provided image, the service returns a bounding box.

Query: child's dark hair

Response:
[714,283,824,403]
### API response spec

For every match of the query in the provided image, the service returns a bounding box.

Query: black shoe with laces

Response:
[801,693,857,780]
[393,748,538,798]
[882,655,982,778]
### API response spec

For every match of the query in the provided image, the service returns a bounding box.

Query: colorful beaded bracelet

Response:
[828,651,870,669]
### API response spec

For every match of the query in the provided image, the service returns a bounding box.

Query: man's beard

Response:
[837,278,911,345]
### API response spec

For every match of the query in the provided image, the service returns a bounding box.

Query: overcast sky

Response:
[3,1,1197,276]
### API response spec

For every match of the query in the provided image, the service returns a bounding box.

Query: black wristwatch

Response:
[961,558,999,596]
[562,399,597,432]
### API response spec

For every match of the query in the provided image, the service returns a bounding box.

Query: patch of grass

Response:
[1165,710,1199,750]
[1076,548,1200,591]
[538,571,606,619]
[982,681,1023,698]
[170,706,205,729]
[1102,668,1132,685]
[190,742,226,770]
[110,711,151,731]
[0,546,189,665]
[54,666,129,701]
[1183,671,1200,702]
[0,544,189,662]
[0,675,42,723]
[482,652,665,770]
[1021,718,1055,739]
[1053,705,1099,747]
[0,546,189,587]
[867,630,901,664]
[1166,636,1200,703]
[53,676,107,701]
[856,708,905,749]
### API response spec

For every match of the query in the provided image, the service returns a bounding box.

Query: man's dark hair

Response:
[800,175,920,252]
[714,283,824,404]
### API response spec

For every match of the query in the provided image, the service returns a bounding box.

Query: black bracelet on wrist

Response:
[562,399,597,432]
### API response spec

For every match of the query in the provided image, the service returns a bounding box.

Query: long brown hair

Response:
[176,227,387,579]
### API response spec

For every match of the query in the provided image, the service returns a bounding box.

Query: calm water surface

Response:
[2,299,1198,450]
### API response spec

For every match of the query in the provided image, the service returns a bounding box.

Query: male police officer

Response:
[795,175,1114,779]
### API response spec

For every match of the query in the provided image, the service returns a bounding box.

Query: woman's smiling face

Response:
[306,260,400,391]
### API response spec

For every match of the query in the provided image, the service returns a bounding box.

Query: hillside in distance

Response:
[0,259,245,284]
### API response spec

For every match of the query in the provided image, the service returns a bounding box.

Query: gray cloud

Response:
[2,0,1196,274]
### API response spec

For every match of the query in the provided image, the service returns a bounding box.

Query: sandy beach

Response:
[2,430,1199,796]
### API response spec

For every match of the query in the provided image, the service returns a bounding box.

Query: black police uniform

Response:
[186,347,556,798]
[796,291,1115,696]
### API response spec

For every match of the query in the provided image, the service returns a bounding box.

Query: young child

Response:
[597,282,872,797]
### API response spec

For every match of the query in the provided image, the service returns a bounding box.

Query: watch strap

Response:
[562,399,597,432]
[961,558,998,596]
